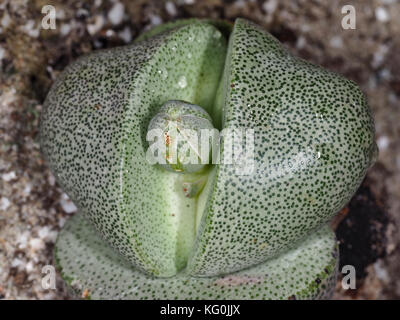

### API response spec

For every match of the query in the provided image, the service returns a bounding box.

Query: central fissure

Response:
[146,99,221,273]
[135,20,230,277]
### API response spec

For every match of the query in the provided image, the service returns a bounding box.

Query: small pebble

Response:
[60,23,71,36]
[0,197,10,210]
[108,2,124,25]
[60,193,78,214]
[29,238,45,251]
[87,15,105,35]
[329,36,343,48]
[76,8,89,19]
[25,261,34,273]
[119,26,132,43]
[48,174,56,186]
[375,7,389,22]
[11,258,24,268]
[377,136,389,150]
[296,36,306,49]
[56,8,66,20]
[1,13,11,27]
[166,2,178,16]
[0,46,6,60]
[372,44,388,68]
[262,0,278,14]
[23,183,32,196]
[105,29,115,37]
[21,20,39,38]
[2,171,16,182]
[149,14,162,26]
[374,260,389,282]
[17,232,30,249]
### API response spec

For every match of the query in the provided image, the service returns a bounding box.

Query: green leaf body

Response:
[40,17,376,298]
[55,213,338,300]
[41,21,227,277]
[186,19,376,276]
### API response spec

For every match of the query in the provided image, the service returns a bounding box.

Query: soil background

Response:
[0,0,399,299]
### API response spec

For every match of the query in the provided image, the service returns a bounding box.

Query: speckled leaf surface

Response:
[187,18,376,276]
[134,18,233,44]
[40,22,227,277]
[41,17,375,287]
[55,213,338,300]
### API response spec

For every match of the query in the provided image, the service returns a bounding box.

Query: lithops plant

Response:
[40,18,377,299]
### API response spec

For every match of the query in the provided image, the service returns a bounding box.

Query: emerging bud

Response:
[147,100,215,173]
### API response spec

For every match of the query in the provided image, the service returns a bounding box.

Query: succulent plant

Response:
[40,18,377,299]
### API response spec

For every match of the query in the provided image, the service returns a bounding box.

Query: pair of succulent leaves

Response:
[41,18,376,299]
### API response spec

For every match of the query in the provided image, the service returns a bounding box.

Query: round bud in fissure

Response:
[147,100,215,173]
